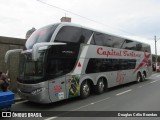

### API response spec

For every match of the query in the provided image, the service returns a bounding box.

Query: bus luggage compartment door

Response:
[48,76,66,102]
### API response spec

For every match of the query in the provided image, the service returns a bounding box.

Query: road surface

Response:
[2,73,160,120]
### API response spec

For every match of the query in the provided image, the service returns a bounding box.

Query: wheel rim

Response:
[82,83,89,96]
[143,74,146,80]
[98,79,105,92]
[137,74,141,82]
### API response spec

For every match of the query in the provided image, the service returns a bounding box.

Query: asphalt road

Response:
[3,72,160,120]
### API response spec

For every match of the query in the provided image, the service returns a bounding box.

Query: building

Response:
[0,36,26,91]
[25,27,36,39]
[60,17,71,22]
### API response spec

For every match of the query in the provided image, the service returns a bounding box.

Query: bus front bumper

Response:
[17,87,51,103]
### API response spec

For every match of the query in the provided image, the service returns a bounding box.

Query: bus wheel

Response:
[80,80,90,99]
[142,72,146,81]
[136,73,141,83]
[95,77,105,94]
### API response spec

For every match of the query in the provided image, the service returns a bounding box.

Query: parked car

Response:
[156,65,160,72]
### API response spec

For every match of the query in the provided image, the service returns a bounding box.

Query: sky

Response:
[0,0,160,54]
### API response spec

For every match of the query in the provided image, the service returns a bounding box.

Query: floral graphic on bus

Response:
[68,75,79,97]
[116,71,126,84]
[133,52,150,74]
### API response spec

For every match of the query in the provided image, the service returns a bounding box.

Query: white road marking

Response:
[71,97,110,111]
[44,117,58,120]
[139,80,159,88]
[71,103,95,111]
[153,73,158,76]
[91,97,110,104]
[138,83,150,88]
[149,73,158,78]
[150,80,158,83]
[116,89,132,96]
[156,75,160,77]
[44,97,110,120]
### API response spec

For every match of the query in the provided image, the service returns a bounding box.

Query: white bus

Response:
[5,23,152,103]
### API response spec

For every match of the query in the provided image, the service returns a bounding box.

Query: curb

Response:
[15,98,24,103]
[14,94,25,103]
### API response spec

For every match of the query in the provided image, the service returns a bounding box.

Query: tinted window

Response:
[46,58,76,79]
[26,24,59,49]
[103,35,113,47]
[121,39,151,52]
[119,59,136,69]
[142,44,151,53]
[111,36,124,48]
[135,43,142,51]
[94,32,104,46]
[46,43,80,79]
[94,34,124,48]
[82,29,94,44]
[55,26,84,43]
[86,58,136,74]
[121,39,137,50]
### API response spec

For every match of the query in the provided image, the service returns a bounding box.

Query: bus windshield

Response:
[19,51,45,80]
[25,24,59,49]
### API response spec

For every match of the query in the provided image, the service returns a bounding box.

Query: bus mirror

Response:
[5,49,23,63]
[32,42,66,61]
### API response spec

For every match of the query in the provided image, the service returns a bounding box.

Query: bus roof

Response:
[56,22,150,47]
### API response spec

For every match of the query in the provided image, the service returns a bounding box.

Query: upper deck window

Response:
[25,24,59,49]
[55,26,84,43]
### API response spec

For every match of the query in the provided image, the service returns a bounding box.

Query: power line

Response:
[36,0,137,36]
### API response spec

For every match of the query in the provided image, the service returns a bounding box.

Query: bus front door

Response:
[48,76,66,102]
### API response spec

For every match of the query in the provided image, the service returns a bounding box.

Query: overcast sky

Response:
[0,0,160,54]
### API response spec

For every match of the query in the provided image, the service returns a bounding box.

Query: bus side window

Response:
[82,29,94,44]
[136,43,142,51]
[112,59,119,71]
[112,37,124,48]
[122,40,136,50]
[142,44,151,53]
[86,59,96,73]
[55,26,82,43]
[103,35,112,47]
[94,32,104,46]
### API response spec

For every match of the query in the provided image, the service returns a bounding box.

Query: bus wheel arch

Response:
[95,77,108,94]
[80,79,93,99]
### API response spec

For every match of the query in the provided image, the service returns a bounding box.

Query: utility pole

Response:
[155,36,158,71]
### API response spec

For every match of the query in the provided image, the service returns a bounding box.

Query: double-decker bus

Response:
[5,23,152,103]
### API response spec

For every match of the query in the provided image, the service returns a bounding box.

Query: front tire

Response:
[80,81,90,99]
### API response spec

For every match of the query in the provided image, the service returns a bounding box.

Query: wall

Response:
[0,36,26,92]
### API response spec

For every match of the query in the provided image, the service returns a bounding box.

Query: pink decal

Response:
[53,85,62,93]
[97,47,103,55]
[133,52,150,73]
[116,71,126,84]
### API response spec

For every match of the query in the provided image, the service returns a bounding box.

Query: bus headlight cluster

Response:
[31,88,45,95]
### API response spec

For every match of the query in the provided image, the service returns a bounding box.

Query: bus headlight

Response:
[31,88,45,95]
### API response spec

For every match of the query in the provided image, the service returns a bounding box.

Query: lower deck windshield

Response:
[45,44,80,79]
[19,51,45,80]
[18,44,80,83]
